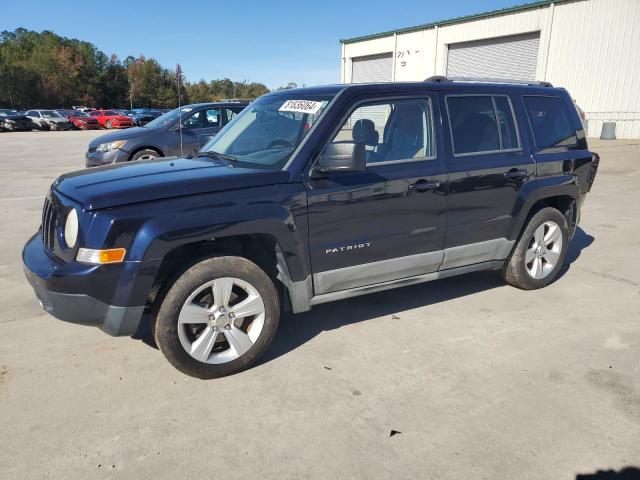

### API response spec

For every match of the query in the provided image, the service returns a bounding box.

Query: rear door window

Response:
[446,95,520,155]
[523,96,577,149]
[494,96,519,150]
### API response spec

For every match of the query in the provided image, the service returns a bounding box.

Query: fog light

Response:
[77,248,126,264]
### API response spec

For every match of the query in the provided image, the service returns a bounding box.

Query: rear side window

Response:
[446,95,520,155]
[523,96,577,149]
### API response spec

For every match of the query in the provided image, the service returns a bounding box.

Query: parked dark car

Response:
[0,109,35,131]
[133,109,163,126]
[23,80,599,379]
[57,109,100,130]
[85,102,248,166]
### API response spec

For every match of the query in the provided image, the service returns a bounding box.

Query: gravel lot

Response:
[1,130,639,479]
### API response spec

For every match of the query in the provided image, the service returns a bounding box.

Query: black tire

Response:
[503,207,569,290]
[105,120,112,129]
[130,149,160,161]
[154,256,280,379]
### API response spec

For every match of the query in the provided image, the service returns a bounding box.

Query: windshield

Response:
[103,110,118,116]
[201,95,331,169]
[41,110,61,118]
[144,106,193,129]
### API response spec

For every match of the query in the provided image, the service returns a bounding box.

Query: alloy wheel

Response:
[177,277,266,364]
[525,221,563,279]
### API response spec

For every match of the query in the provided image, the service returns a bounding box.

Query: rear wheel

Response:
[503,207,569,289]
[154,256,280,379]
[105,120,112,129]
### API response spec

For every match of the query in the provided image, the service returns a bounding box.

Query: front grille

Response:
[41,196,57,250]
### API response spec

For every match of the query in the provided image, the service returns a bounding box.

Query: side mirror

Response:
[317,142,366,173]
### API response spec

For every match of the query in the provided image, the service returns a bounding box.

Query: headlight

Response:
[64,208,79,248]
[96,140,126,152]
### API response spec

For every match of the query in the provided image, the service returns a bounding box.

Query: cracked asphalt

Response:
[1,131,639,479]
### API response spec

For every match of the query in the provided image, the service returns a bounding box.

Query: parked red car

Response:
[57,110,100,130]
[89,110,134,129]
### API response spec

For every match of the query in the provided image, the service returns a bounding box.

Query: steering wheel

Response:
[267,139,293,149]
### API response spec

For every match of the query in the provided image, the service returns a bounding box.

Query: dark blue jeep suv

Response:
[23,79,599,378]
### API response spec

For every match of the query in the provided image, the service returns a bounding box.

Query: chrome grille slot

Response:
[41,197,57,250]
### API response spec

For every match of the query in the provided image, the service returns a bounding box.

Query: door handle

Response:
[408,179,440,193]
[503,169,528,180]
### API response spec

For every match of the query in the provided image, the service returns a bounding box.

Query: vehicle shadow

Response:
[259,226,594,366]
[257,270,504,366]
[576,467,640,479]
[134,227,595,358]
[558,226,595,278]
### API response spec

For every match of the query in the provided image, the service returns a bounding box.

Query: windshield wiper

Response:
[197,151,237,162]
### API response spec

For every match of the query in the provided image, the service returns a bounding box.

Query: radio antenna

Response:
[176,63,183,156]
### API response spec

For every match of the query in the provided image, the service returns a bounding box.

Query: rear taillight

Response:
[588,153,599,191]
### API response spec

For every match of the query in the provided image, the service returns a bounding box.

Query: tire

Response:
[130,149,160,161]
[105,120,112,129]
[503,207,569,290]
[154,256,280,379]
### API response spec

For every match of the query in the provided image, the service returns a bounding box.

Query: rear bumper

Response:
[22,233,150,336]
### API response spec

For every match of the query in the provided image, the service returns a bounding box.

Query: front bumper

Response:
[50,121,72,131]
[85,147,130,167]
[22,233,146,336]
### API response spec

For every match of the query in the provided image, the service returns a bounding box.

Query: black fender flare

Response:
[508,174,580,240]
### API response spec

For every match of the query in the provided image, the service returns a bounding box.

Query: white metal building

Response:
[340,0,640,139]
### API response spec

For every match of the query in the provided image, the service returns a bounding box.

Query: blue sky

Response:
[2,0,532,89]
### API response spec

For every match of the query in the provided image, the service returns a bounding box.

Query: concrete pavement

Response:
[0,130,638,479]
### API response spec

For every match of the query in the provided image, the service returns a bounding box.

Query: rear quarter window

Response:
[523,96,577,149]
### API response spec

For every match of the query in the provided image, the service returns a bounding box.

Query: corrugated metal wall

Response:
[545,0,640,139]
[342,0,640,139]
[446,32,541,80]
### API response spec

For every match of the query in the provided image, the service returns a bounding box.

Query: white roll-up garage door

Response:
[447,32,541,81]
[351,53,393,83]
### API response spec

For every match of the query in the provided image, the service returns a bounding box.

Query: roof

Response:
[340,0,576,44]
[265,80,561,97]
[265,84,347,97]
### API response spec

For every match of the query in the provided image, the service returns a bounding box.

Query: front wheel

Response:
[503,207,569,289]
[154,256,280,379]
[130,149,159,161]
[105,120,112,129]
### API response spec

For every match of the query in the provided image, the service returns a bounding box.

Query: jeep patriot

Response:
[23,79,599,378]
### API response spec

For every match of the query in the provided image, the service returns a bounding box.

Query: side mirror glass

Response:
[317,142,366,173]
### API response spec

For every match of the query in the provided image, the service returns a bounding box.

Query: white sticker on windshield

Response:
[279,100,323,115]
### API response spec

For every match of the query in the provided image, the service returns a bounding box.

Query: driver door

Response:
[305,95,449,295]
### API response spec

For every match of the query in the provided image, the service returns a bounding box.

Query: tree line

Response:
[0,28,272,109]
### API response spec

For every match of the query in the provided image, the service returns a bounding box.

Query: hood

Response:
[54,156,290,210]
[89,127,156,147]
[47,117,69,123]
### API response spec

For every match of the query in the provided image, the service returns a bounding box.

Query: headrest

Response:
[352,119,379,146]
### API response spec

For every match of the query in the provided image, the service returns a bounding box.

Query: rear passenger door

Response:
[439,92,534,269]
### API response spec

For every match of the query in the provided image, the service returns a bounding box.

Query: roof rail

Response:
[425,75,450,83]
[424,76,553,87]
